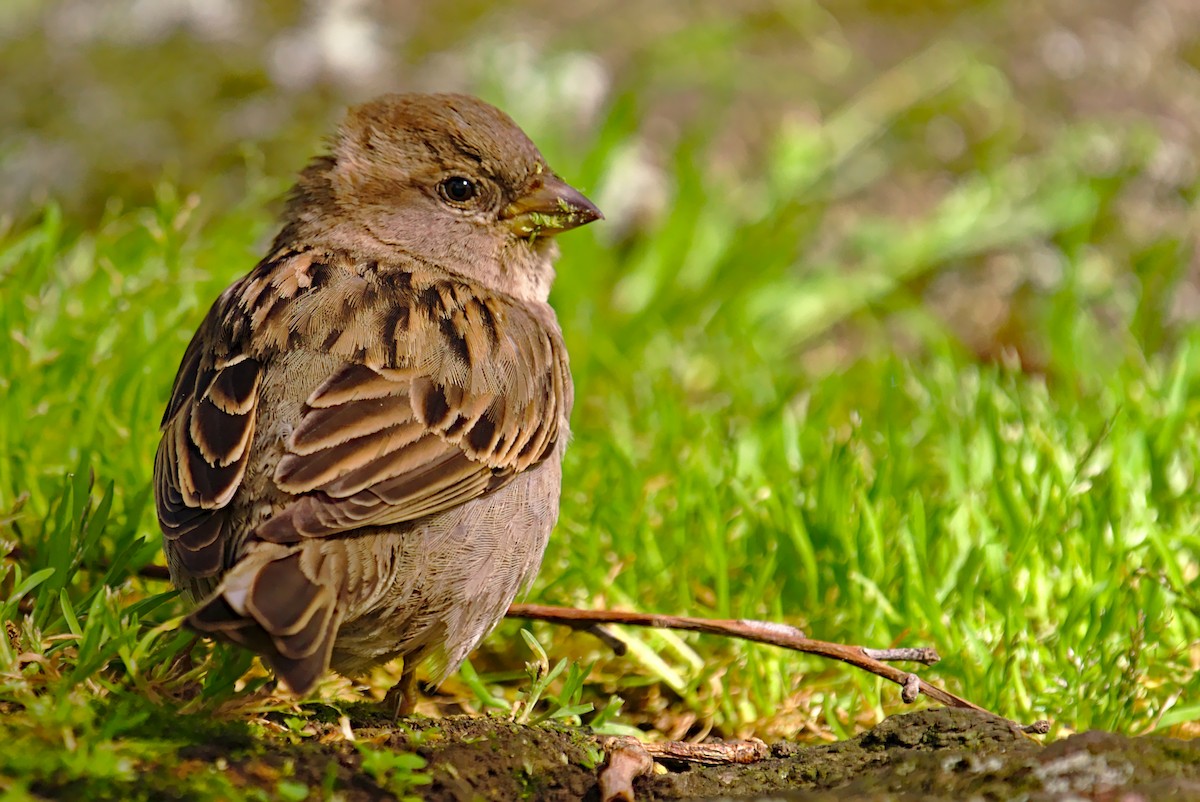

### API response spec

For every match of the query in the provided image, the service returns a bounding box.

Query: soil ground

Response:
[195,707,1199,801]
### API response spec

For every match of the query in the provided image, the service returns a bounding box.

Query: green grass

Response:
[1,25,1199,799]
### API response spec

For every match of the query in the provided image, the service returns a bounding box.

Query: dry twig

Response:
[610,735,770,766]
[507,603,1048,733]
[597,737,655,802]
[595,734,770,802]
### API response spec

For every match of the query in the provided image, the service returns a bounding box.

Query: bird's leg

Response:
[383,663,419,719]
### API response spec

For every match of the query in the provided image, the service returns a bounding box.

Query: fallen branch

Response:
[619,735,768,765]
[595,734,770,802]
[507,603,1049,734]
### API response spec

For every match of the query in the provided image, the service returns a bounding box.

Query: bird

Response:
[153,92,601,713]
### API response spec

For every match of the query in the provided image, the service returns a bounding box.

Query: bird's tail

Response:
[185,545,342,695]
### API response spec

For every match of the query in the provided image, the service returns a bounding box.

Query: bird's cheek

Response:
[362,206,439,246]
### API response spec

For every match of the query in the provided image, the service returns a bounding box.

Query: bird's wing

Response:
[154,248,571,578]
[155,289,263,579]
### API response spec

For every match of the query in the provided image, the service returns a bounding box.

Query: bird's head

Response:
[283,93,602,302]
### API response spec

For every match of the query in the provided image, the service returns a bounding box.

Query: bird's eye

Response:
[439,176,478,204]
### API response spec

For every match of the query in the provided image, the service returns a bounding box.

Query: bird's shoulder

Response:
[210,246,564,382]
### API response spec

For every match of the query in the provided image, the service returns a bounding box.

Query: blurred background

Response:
[4,0,1199,362]
[3,0,1200,742]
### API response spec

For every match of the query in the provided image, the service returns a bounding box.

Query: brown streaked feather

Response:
[160,305,220,429]
[391,469,494,520]
[320,424,443,497]
[189,398,255,467]
[288,395,415,454]
[369,450,485,508]
[186,547,342,694]
[156,439,233,577]
[255,266,568,541]
[306,363,410,407]
[272,601,338,661]
[245,554,333,641]
[157,247,570,581]
[156,274,268,580]
[275,422,432,493]
[206,356,261,413]
[176,409,251,507]
[174,516,229,564]
[258,455,496,541]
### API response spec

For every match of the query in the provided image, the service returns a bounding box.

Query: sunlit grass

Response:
[1,30,1198,799]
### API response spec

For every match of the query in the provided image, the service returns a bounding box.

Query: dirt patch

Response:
[202,707,1197,800]
[623,709,1200,801]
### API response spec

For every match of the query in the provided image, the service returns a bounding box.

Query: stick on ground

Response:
[507,603,1048,733]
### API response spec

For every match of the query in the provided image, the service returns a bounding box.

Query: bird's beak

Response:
[502,175,603,238]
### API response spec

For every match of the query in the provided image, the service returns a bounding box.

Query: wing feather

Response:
[156,250,571,581]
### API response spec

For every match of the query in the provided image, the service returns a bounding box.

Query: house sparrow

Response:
[154,93,601,711]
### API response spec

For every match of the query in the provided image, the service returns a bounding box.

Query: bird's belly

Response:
[328,454,562,682]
